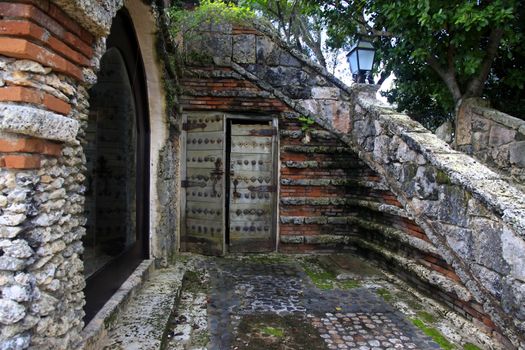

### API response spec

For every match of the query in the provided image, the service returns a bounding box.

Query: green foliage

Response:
[239,0,328,66]
[376,288,393,302]
[302,264,334,290]
[411,318,455,350]
[339,279,361,289]
[417,311,437,324]
[297,115,315,132]
[301,259,360,290]
[261,326,285,337]
[311,0,525,124]
[167,0,255,46]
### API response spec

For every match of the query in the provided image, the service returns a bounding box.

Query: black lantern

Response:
[346,38,376,84]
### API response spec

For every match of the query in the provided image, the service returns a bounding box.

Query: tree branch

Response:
[427,54,462,102]
[464,28,504,97]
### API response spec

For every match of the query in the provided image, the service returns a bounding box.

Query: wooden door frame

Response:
[180,113,279,255]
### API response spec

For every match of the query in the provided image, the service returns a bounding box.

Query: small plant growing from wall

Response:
[166,0,255,65]
[297,115,315,144]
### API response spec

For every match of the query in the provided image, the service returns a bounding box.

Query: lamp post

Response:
[346,38,376,84]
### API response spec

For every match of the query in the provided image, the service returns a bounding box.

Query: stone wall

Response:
[0,1,100,347]
[456,98,525,186]
[0,0,177,348]
[183,22,525,348]
[179,24,509,348]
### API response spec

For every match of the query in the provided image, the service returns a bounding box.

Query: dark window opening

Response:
[82,9,150,323]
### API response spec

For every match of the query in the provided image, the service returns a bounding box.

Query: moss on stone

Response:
[463,343,482,350]
[192,331,210,347]
[339,280,361,289]
[435,169,452,185]
[417,311,437,324]
[103,310,120,329]
[261,326,285,338]
[412,318,454,350]
[376,288,393,302]
[182,270,207,294]
[301,259,360,290]
[303,264,334,290]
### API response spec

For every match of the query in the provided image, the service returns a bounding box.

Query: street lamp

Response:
[346,38,376,84]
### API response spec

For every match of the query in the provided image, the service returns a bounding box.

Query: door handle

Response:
[233,179,240,198]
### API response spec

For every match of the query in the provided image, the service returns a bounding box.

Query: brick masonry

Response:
[0,1,99,349]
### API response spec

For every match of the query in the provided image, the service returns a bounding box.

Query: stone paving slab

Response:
[205,258,441,350]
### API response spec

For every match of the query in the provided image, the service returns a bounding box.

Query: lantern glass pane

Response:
[357,49,375,71]
[358,50,374,71]
[348,52,359,74]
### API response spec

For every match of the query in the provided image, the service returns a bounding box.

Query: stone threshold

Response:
[98,260,190,349]
[78,259,156,350]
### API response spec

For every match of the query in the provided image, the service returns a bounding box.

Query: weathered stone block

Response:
[440,223,474,260]
[373,135,390,165]
[414,166,438,200]
[501,279,525,320]
[2,284,32,302]
[233,34,256,64]
[471,218,510,275]
[435,120,453,143]
[304,217,327,224]
[256,36,280,65]
[0,214,26,226]
[501,228,525,282]
[297,99,320,116]
[489,124,516,146]
[280,235,304,244]
[304,235,348,245]
[282,86,311,99]
[472,131,489,151]
[0,299,25,325]
[472,116,492,132]
[471,264,502,299]
[509,141,525,167]
[0,226,24,239]
[395,139,418,163]
[491,144,510,168]
[0,256,26,271]
[311,87,340,100]
[1,240,33,259]
[0,333,31,350]
[279,52,301,67]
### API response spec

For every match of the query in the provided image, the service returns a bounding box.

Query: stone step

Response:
[101,264,186,350]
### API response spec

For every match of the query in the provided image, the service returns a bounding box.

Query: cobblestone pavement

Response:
[204,257,442,350]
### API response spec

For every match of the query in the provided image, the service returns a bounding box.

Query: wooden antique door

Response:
[181,113,225,255]
[227,120,277,253]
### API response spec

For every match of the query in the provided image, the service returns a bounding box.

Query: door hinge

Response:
[248,127,277,136]
[248,185,276,193]
[181,180,207,188]
[182,122,207,131]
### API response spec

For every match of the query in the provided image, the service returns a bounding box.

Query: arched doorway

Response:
[83,9,150,322]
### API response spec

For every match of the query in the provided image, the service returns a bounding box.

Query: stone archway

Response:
[82,8,150,321]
